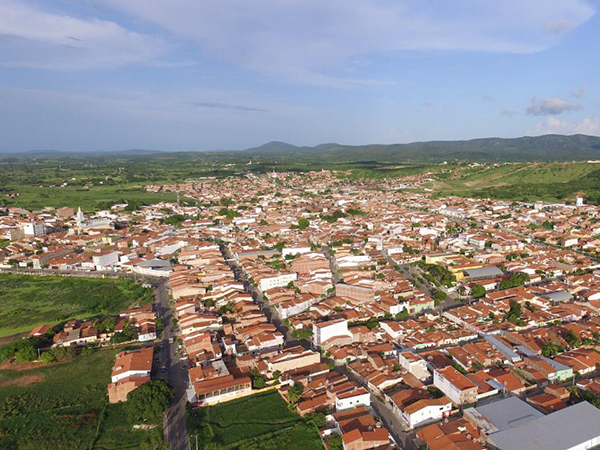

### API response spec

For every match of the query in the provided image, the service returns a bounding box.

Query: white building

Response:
[22,222,47,237]
[282,245,312,258]
[335,387,371,411]
[400,397,452,428]
[258,272,297,291]
[92,251,119,270]
[312,319,352,347]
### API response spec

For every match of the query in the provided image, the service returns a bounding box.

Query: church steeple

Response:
[76,207,84,226]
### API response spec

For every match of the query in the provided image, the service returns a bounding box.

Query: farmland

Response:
[186,390,324,450]
[0,347,155,450]
[0,274,154,337]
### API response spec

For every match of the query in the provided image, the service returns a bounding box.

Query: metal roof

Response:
[487,401,600,450]
[464,266,504,278]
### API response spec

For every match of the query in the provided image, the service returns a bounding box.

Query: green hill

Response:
[240,134,600,163]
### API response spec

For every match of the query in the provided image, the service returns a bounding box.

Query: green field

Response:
[0,274,154,337]
[0,348,155,450]
[4,184,179,212]
[186,391,324,450]
[434,162,600,202]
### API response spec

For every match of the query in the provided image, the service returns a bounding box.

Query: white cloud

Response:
[526,97,582,116]
[0,0,168,69]
[102,0,595,85]
[529,116,600,135]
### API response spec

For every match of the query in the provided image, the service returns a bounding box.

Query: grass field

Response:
[0,348,153,450]
[0,274,154,337]
[3,184,179,212]
[434,162,600,202]
[186,391,324,450]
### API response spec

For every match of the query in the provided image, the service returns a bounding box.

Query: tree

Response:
[541,341,563,358]
[287,383,304,405]
[471,285,487,298]
[125,380,174,424]
[250,369,265,389]
[40,351,56,364]
[433,290,447,302]
[15,345,36,363]
[564,330,582,349]
[297,218,310,230]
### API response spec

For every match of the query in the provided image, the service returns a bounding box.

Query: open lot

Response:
[0,347,154,450]
[0,274,154,337]
[186,390,323,450]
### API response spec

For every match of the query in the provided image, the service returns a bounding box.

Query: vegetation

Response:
[0,347,157,449]
[0,274,153,337]
[186,391,323,450]
[471,285,487,298]
[498,273,530,290]
[124,380,174,424]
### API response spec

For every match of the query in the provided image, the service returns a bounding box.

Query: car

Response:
[161,366,167,373]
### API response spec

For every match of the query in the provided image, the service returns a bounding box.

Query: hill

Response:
[240,134,600,163]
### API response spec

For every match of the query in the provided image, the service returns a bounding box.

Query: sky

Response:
[0,0,599,152]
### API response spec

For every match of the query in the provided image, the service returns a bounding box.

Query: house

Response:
[433,366,478,406]
[110,347,153,383]
[190,375,252,405]
[107,347,153,403]
[312,319,353,348]
[335,387,371,412]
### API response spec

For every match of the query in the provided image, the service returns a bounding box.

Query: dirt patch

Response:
[0,374,44,387]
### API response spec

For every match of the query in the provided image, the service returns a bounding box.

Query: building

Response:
[434,366,478,406]
[107,347,153,403]
[335,283,375,303]
[110,347,153,383]
[257,272,297,291]
[22,221,47,237]
[486,401,600,450]
[266,346,321,375]
[402,396,453,429]
[93,251,119,270]
[335,387,371,412]
[190,375,252,405]
[312,319,352,348]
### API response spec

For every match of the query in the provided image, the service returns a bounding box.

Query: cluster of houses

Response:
[7,169,600,449]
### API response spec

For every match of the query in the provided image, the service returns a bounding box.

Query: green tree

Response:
[434,290,447,302]
[287,383,304,405]
[541,341,563,358]
[471,285,487,298]
[15,345,36,363]
[125,380,174,424]
[297,218,310,230]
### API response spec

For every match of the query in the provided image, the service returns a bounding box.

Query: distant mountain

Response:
[240,134,600,162]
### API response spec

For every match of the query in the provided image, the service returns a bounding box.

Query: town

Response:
[3,169,600,450]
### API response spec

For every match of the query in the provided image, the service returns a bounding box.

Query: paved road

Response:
[333,364,414,450]
[154,281,190,450]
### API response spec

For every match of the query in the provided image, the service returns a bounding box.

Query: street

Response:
[155,280,190,450]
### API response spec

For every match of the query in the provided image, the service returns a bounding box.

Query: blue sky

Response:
[0,0,599,152]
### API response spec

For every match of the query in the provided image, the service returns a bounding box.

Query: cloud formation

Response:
[530,116,600,135]
[526,97,582,116]
[188,101,269,112]
[102,0,595,85]
[0,0,168,69]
